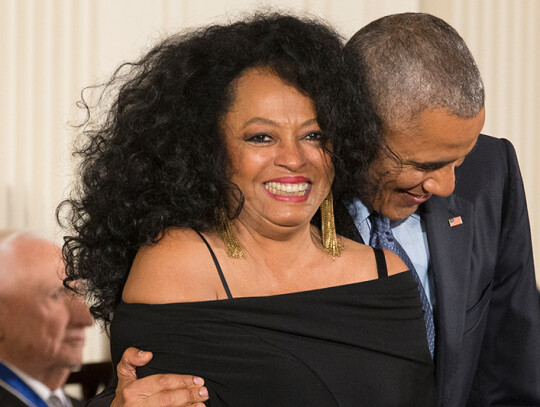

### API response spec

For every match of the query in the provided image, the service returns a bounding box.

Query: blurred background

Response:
[1,0,539,370]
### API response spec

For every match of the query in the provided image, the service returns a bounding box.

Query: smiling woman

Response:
[58,12,436,406]
[222,69,333,231]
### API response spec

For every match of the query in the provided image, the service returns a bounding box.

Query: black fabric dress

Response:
[111,237,436,407]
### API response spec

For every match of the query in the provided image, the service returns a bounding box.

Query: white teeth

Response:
[264,182,311,196]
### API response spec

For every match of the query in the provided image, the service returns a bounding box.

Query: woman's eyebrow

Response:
[242,117,318,129]
[242,117,279,128]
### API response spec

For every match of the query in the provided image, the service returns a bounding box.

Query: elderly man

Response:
[89,12,540,407]
[0,231,94,407]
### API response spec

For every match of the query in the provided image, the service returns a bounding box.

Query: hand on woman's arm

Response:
[109,347,209,407]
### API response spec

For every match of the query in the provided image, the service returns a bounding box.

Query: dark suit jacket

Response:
[87,134,540,406]
[429,135,540,406]
[0,386,29,407]
[336,134,540,406]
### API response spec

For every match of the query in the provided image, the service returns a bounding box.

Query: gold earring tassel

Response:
[320,190,343,259]
[216,208,245,259]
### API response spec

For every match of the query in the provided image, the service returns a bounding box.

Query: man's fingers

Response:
[117,347,153,382]
[114,348,208,407]
[120,375,208,407]
[123,374,205,396]
[147,384,209,407]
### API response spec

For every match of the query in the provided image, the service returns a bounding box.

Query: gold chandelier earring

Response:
[320,190,343,259]
[215,208,245,259]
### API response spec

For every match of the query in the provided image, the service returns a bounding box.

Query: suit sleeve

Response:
[467,139,540,405]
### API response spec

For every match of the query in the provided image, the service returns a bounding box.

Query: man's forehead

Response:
[1,238,63,285]
[386,107,484,137]
[383,108,483,161]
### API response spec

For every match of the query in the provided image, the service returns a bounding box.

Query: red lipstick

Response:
[265,176,311,183]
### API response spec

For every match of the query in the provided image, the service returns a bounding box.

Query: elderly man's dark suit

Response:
[0,387,30,407]
[336,134,540,406]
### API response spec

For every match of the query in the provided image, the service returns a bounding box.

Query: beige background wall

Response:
[1,0,538,363]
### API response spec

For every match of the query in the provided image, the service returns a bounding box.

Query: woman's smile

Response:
[263,176,312,201]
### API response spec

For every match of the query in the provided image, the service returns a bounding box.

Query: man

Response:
[89,13,540,407]
[0,231,94,407]
[338,13,540,405]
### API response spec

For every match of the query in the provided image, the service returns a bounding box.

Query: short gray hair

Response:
[346,13,484,131]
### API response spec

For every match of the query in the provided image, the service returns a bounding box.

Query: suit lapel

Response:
[422,193,474,405]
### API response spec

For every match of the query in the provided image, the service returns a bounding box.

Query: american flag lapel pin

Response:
[448,216,463,227]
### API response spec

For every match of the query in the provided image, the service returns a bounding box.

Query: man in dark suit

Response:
[87,13,540,407]
[0,231,94,407]
[339,13,540,406]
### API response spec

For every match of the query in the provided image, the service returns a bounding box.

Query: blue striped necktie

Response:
[369,212,435,358]
[48,394,65,407]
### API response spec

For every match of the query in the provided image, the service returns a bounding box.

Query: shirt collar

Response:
[346,197,371,224]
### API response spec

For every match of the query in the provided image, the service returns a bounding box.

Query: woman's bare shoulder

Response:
[339,236,408,277]
[122,228,221,304]
[379,249,408,276]
[337,236,378,280]
[339,235,374,259]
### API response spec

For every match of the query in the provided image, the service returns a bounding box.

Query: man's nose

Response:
[421,165,456,197]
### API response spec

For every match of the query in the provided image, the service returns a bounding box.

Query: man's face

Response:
[0,240,93,380]
[367,108,485,220]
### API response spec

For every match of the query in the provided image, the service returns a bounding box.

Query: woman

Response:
[60,13,435,406]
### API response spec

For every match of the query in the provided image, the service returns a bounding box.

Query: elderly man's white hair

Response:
[0,229,57,286]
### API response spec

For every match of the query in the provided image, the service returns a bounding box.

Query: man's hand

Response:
[111,347,209,407]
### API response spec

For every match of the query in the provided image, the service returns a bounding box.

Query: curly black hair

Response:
[58,12,380,324]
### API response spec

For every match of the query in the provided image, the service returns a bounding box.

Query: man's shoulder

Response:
[454,133,516,195]
[462,134,511,166]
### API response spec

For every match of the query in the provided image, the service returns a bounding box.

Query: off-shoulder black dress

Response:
[111,235,436,406]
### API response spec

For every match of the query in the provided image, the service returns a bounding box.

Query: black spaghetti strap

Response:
[194,230,233,299]
[373,248,388,278]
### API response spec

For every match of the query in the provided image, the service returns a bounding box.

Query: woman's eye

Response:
[303,131,323,141]
[245,133,272,144]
